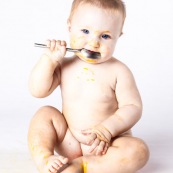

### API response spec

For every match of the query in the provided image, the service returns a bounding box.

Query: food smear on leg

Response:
[83,162,88,173]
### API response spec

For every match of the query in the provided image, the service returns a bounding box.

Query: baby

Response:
[28,0,149,173]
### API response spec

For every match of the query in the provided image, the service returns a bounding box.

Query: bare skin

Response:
[28,3,149,173]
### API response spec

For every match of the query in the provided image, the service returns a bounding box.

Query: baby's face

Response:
[68,3,123,63]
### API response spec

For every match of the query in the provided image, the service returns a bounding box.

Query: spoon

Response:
[34,43,101,59]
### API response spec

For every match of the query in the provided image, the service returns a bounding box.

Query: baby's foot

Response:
[43,155,69,173]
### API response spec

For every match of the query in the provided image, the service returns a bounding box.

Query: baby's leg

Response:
[28,106,82,173]
[61,135,149,173]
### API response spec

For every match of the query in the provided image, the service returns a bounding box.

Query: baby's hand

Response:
[44,39,67,63]
[81,124,112,155]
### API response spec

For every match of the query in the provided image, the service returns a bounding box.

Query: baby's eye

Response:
[102,34,111,39]
[81,29,89,34]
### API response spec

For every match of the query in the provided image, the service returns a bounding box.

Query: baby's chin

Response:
[75,52,99,64]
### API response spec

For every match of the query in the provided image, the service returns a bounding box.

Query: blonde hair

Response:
[69,0,126,22]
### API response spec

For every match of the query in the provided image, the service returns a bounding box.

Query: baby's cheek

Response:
[70,35,85,48]
[100,46,111,56]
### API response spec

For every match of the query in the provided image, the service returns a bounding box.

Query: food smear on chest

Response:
[76,67,95,83]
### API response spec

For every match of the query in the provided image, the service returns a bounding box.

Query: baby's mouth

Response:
[83,49,101,59]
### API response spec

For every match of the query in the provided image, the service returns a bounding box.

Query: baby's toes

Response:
[54,159,64,168]
[46,159,60,173]
[58,155,68,164]
[48,163,59,173]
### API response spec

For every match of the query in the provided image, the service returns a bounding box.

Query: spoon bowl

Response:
[34,43,101,59]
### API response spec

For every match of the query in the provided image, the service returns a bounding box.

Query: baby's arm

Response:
[101,64,142,137]
[29,40,66,97]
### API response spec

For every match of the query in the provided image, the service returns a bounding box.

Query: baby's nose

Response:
[88,38,100,48]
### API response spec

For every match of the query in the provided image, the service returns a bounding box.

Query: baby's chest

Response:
[61,67,116,102]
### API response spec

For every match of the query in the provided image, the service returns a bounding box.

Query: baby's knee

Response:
[126,138,150,170]
[32,106,67,130]
[34,106,62,121]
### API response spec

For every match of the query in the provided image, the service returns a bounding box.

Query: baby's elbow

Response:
[31,91,47,98]
[29,86,48,98]
[138,101,143,116]
[138,106,143,119]
[134,104,143,120]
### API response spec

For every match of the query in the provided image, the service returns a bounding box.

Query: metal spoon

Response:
[34,43,101,59]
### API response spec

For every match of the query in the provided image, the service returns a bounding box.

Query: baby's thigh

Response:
[55,129,82,161]
[110,135,149,171]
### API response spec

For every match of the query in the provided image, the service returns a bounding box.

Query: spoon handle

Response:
[66,48,81,53]
[34,43,81,53]
[34,43,48,48]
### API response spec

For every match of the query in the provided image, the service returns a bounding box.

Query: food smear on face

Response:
[70,35,85,48]
[76,52,98,63]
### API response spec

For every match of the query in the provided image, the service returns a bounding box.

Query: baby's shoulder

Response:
[111,58,135,81]
[108,58,131,73]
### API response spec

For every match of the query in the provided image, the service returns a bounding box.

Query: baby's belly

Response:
[62,101,118,144]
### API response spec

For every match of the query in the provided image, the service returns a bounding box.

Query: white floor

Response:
[0,152,37,173]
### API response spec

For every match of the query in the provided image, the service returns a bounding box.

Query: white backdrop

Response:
[0,0,173,172]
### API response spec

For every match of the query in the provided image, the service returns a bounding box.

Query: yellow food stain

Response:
[46,160,49,165]
[83,162,88,173]
[76,52,98,64]
[39,151,48,159]
[82,162,88,173]
[70,35,84,48]
[94,30,100,35]
[30,145,49,159]
[43,154,47,159]
[70,35,99,64]
[76,67,95,83]
[83,67,88,71]
[38,150,51,159]
[86,58,97,63]
[31,145,38,152]
[31,146,34,151]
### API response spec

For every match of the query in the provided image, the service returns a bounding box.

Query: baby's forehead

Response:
[70,3,125,21]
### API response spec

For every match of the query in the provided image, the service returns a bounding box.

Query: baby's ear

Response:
[67,19,71,32]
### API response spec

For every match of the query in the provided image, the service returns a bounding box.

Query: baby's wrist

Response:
[41,54,61,68]
[93,124,112,143]
[100,124,113,138]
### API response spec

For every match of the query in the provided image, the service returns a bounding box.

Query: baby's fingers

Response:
[88,138,100,153]
[96,141,106,155]
[46,39,56,51]
[60,40,66,46]
[44,39,67,62]
[55,40,66,51]
[102,142,109,155]
[46,39,66,51]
